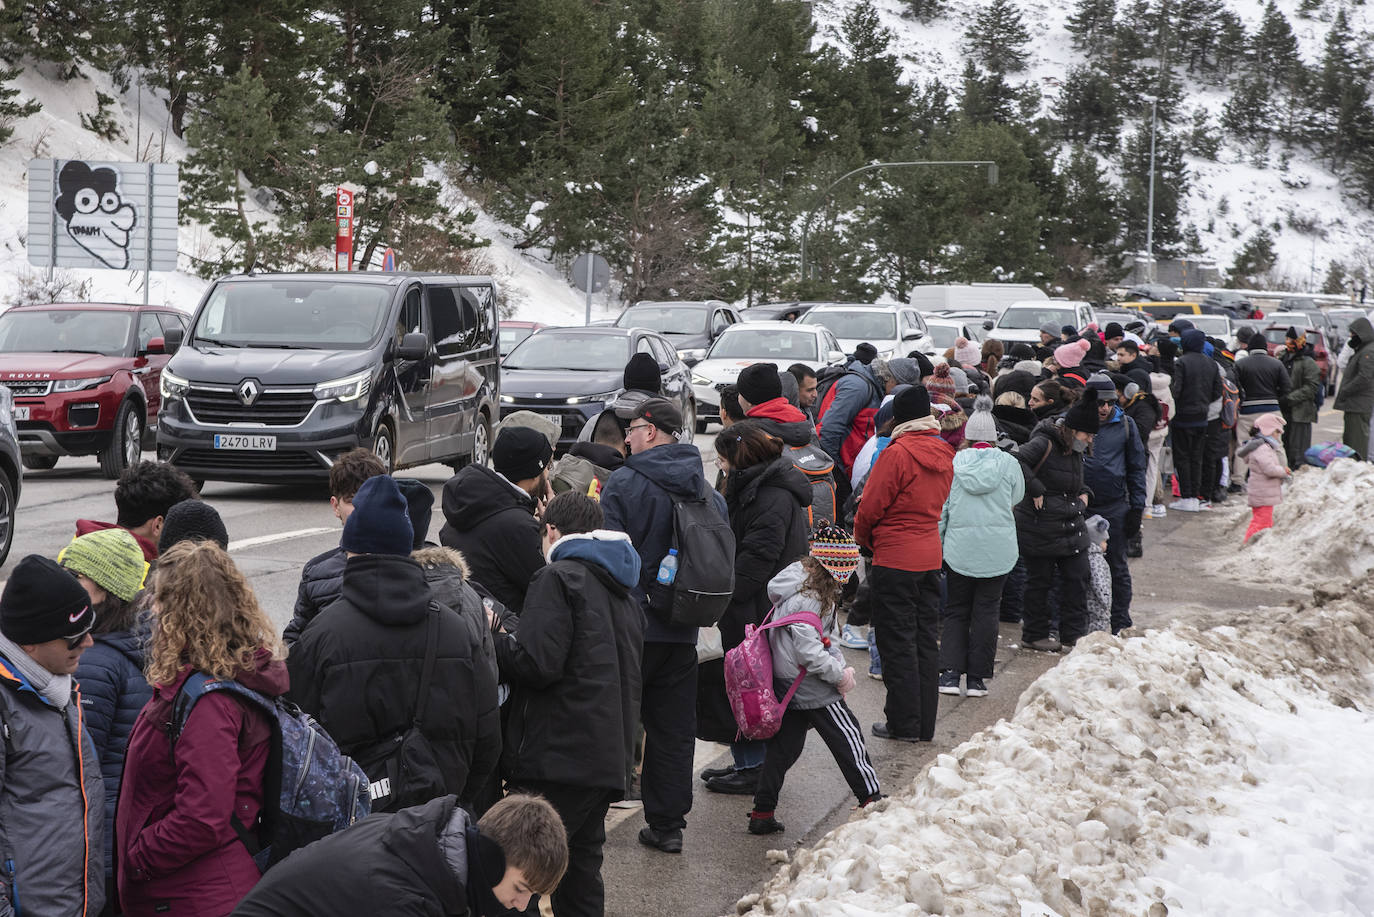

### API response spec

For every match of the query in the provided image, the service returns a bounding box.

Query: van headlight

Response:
[567,390,620,405]
[160,369,189,401]
[54,376,112,392]
[314,371,371,403]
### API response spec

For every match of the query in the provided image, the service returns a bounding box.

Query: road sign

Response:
[28,159,179,272]
[382,248,396,271]
[336,187,353,271]
[571,253,610,293]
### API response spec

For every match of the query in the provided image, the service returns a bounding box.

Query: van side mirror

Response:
[163,327,183,356]
[396,332,429,361]
[144,337,165,356]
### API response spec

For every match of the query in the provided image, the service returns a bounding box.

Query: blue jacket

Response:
[1083,406,1148,509]
[939,446,1025,578]
[601,442,728,644]
[818,360,884,466]
[76,622,152,881]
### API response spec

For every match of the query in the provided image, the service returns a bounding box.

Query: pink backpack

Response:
[724,607,825,740]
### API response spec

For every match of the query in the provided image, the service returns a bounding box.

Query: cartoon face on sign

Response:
[54,161,137,269]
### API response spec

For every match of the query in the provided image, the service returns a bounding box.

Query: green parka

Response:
[1280,347,1321,424]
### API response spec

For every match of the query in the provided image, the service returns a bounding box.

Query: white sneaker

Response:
[1198,500,1212,511]
[1168,497,1199,512]
[1146,504,1165,518]
[838,624,869,650]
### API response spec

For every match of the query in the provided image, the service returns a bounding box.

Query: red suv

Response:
[0,302,187,477]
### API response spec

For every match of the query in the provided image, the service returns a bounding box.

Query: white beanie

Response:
[963,395,998,443]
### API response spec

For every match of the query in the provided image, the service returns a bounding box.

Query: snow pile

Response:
[736,588,1374,917]
[1236,458,1374,586]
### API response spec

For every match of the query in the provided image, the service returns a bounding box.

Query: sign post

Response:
[335,187,353,271]
[570,252,610,325]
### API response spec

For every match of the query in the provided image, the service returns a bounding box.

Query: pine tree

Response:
[904,0,946,22]
[838,1,914,159]
[1047,146,1126,298]
[964,0,1032,74]
[1055,65,1122,154]
[1221,72,1272,140]
[1185,107,1221,159]
[1228,229,1276,287]
[0,65,41,147]
[959,61,1023,124]
[1120,120,1189,255]
[1321,260,1347,295]
[1211,10,1248,80]
[1066,0,1116,55]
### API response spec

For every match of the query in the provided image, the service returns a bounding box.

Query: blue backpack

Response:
[170,674,371,870]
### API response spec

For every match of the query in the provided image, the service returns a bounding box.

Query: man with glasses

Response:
[601,399,727,854]
[0,555,106,917]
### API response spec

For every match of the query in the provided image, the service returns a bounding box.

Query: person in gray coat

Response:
[0,555,105,917]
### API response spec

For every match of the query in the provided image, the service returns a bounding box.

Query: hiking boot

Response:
[1212,487,1228,504]
[699,765,734,782]
[1025,637,1062,653]
[638,826,683,853]
[1227,481,1244,494]
[838,623,869,650]
[938,670,962,695]
[705,767,760,795]
[748,813,785,835]
[964,677,988,697]
[871,722,924,743]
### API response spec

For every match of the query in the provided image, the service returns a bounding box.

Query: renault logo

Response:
[237,379,261,405]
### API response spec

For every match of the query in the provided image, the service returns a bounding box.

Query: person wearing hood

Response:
[494,493,642,917]
[816,352,892,481]
[854,386,955,743]
[737,363,818,447]
[230,794,568,917]
[75,461,200,563]
[1334,316,1374,459]
[1168,328,1223,512]
[1053,339,1092,388]
[0,556,105,917]
[440,427,552,614]
[937,396,1024,698]
[600,399,727,855]
[1201,337,1240,506]
[117,541,288,917]
[1082,375,1147,634]
[700,421,812,796]
[1279,327,1321,468]
[1014,395,1099,653]
[1240,413,1291,543]
[288,475,501,815]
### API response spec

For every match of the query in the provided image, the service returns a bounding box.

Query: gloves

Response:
[838,667,856,697]
[1125,508,1143,539]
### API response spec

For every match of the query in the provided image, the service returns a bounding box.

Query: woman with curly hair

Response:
[116,540,288,917]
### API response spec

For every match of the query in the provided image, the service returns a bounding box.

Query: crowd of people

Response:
[0,308,1353,917]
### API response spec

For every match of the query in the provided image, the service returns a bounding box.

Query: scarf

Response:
[892,415,941,438]
[0,631,73,708]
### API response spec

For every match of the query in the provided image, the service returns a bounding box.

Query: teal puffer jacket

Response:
[939,446,1026,578]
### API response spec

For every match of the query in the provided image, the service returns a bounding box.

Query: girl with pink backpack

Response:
[745,557,882,836]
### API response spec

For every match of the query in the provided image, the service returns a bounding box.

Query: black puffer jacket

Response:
[439,464,545,613]
[286,553,501,810]
[495,532,643,795]
[284,545,347,645]
[1014,418,1090,558]
[1170,330,1223,426]
[993,403,1037,445]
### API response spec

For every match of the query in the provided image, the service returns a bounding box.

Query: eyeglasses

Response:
[626,423,654,435]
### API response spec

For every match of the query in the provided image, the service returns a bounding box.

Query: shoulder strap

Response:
[169,672,275,750]
[413,603,441,730]
[762,611,825,634]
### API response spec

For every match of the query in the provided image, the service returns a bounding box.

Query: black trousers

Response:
[939,570,1007,679]
[869,565,941,740]
[1090,500,1133,633]
[1202,418,1228,498]
[639,641,697,832]
[1283,421,1312,469]
[510,781,615,917]
[1170,423,1207,500]
[999,557,1026,623]
[752,700,880,812]
[1021,552,1090,644]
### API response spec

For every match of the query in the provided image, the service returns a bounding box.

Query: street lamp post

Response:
[798,160,999,286]
[1144,97,1158,284]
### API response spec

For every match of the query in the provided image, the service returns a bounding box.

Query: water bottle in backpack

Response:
[656,549,679,585]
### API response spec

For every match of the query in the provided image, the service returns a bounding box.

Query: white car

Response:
[797,304,934,360]
[986,300,1097,345]
[921,318,982,353]
[690,322,845,429]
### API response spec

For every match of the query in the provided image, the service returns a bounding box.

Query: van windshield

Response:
[192,281,393,349]
[996,307,1076,331]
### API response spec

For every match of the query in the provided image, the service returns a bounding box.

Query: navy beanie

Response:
[341,475,414,556]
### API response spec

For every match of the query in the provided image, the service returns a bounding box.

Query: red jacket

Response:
[853,428,954,572]
[116,650,288,917]
[74,518,158,562]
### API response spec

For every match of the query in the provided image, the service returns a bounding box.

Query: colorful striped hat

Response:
[809,522,861,583]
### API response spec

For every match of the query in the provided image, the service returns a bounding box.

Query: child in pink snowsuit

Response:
[1240,412,1290,542]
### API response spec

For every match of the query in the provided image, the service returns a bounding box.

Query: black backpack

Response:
[646,481,736,627]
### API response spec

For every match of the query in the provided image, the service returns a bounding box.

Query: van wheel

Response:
[100,400,143,480]
[21,455,57,471]
[0,471,15,567]
[471,413,491,468]
[372,423,396,474]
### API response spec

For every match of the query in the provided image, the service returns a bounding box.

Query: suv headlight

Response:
[567,390,621,405]
[160,369,189,401]
[53,375,112,392]
[691,373,711,386]
[314,371,372,403]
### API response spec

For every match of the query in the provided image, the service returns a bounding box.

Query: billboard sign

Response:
[27,159,178,271]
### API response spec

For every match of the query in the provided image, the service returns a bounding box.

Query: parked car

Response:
[0,385,21,565]
[612,300,742,364]
[0,302,187,478]
[1260,325,1336,393]
[798,303,933,358]
[1327,308,1365,345]
[1124,283,1187,302]
[1170,313,1233,340]
[1200,290,1257,318]
[158,272,500,483]
[1261,311,1315,330]
[499,326,695,450]
[689,322,845,430]
[984,300,1097,345]
[921,318,982,353]
[499,320,547,360]
[738,302,817,323]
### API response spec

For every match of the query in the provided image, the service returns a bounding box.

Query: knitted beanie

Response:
[809,523,861,584]
[892,385,932,423]
[59,528,150,602]
[953,337,981,366]
[922,363,958,399]
[736,362,782,405]
[1055,338,1092,369]
[158,499,229,554]
[962,394,999,443]
[0,555,93,644]
[340,475,414,556]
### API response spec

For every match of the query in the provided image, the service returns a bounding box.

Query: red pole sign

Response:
[335,187,353,271]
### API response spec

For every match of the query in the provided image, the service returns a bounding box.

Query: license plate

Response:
[12,406,27,421]
[213,434,277,451]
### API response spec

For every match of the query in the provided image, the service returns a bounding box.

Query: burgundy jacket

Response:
[116,649,288,917]
[853,427,955,572]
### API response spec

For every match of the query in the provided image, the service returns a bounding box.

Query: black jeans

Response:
[1202,418,1229,498]
[1021,552,1090,644]
[939,570,1007,679]
[869,565,941,740]
[999,557,1026,623]
[639,642,698,832]
[1170,423,1207,500]
[1090,500,1133,633]
[510,781,615,917]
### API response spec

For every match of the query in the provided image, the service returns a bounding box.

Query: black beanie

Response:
[0,555,92,645]
[908,350,935,379]
[1009,342,1035,360]
[853,343,878,364]
[394,478,435,548]
[158,499,229,554]
[623,352,662,393]
[736,362,781,405]
[1063,396,1101,434]
[892,385,932,423]
[340,476,414,556]
[493,426,554,482]
[1104,322,1124,339]
[1247,334,1269,352]
[1285,326,1300,340]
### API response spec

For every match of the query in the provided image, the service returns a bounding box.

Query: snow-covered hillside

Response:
[811,0,1374,288]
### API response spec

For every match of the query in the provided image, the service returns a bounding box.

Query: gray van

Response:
[156,272,500,484]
